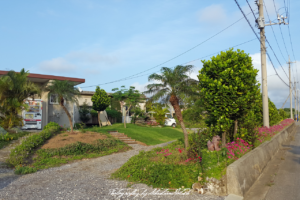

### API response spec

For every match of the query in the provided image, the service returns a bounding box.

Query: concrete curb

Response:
[226,122,296,197]
[225,194,244,200]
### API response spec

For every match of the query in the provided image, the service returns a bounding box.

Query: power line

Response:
[246,0,257,19]
[271,0,290,57]
[233,0,290,88]
[245,0,291,86]
[263,1,287,63]
[80,38,256,88]
[285,0,299,91]
[80,11,255,88]
[118,10,255,81]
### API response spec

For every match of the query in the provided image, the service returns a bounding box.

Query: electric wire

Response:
[271,0,290,57]
[80,38,257,88]
[263,1,287,63]
[234,0,290,87]
[80,11,255,88]
[114,10,254,81]
[285,0,299,92]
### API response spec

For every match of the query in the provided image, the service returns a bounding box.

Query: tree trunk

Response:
[120,101,126,128]
[61,104,73,132]
[233,120,238,138]
[222,132,226,147]
[169,94,189,148]
[105,113,111,126]
[98,111,102,128]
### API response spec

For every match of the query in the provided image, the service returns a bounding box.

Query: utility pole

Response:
[297,90,299,121]
[287,56,296,119]
[257,0,269,127]
[256,0,288,126]
[295,80,297,120]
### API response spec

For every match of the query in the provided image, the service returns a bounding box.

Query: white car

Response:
[165,117,176,127]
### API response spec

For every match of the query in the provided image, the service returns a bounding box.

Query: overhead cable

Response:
[80,38,256,88]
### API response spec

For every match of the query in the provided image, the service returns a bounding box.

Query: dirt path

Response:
[0,140,224,200]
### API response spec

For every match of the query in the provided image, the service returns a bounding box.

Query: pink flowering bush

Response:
[226,138,252,160]
[227,118,294,161]
[146,121,160,126]
[256,118,294,144]
[154,147,201,164]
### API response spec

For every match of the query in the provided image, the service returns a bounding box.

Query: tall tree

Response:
[112,86,142,128]
[198,49,260,146]
[144,65,199,148]
[0,68,40,128]
[79,102,91,123]
[91,86,110,127]
[45,80,80,132]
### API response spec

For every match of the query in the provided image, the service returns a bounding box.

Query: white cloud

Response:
[66,51,119,65]
[38,57,77,72]
[250,53,295,108]
[198,4,227,24]
[131,82,149,93]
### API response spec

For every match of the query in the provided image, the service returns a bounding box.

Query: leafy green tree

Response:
[106,107,122,123]
[182,99,205,123]
[130,106,145,124]
[112,86,143,128]
[0,69,40,129]
[144,65,198,148]
[79,102,91,123]
[268,98,282,126]
[91,86,110,127]
[45,80,80,132]
[152,105,169,125]
[198,49,261,146]
[278,109,286,121]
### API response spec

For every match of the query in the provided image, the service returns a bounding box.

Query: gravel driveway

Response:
[0,141,225,200]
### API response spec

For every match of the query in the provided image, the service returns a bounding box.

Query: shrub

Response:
[79,102,91,123]
[7,126,60,166]
[226,138,252,161]
[112,148,202,188]
[43,122,61,131]
[152,105,168,126]
[0,133,14,141]
[15,166,37,175]
[38,138,126,156]
[90,109,98,117]
[187,129,211,158]
[106,108,122,122]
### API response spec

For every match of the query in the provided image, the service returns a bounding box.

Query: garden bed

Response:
[111,119,295,194]
[0,129,33,149]
[6,122,132,174]
[41,131,107,149]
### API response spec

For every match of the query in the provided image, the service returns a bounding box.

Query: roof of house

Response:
[81,91,113,96]
[0,70,85,85]
[81,90,147,99]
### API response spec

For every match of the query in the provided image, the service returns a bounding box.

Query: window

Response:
[50,94,59,104]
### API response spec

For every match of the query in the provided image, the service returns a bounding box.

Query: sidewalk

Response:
[264,122,300,200]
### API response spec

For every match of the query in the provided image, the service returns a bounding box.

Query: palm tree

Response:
[45,80,80,132]
[0,68,40,128]
[144,65,199,148]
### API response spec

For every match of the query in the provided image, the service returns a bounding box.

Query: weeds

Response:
[15,165,37,175]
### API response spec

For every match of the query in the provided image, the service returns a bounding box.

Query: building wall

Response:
[74,94,109,126]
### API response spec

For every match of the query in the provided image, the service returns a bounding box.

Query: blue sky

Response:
[1,0,299,108]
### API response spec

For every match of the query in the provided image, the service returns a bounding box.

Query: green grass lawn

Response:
[86,123,186,145]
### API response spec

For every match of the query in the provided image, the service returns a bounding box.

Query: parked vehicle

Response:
[164,114,176,127]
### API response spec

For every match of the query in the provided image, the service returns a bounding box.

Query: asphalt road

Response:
[265,123,300,200]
